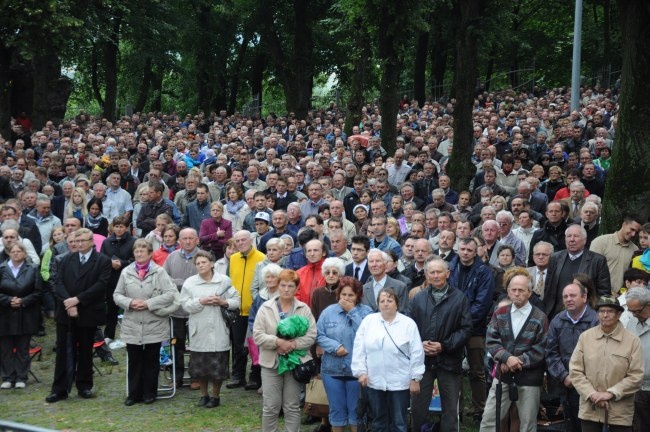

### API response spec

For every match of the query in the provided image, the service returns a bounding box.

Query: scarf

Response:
[226,199,245,215]
[85,213,105,230]
[161,242,179,255]
[639,249,650,271]
[135,260,151,280]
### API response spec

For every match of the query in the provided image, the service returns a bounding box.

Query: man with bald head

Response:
[546,283,599,432]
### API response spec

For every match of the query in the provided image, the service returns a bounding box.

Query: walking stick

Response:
[495,362,502,432]
[602,407,609,432]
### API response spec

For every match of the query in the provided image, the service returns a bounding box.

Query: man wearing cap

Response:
[251,212,271,249]
[570,296,644,432]
[625,288,650,432]
[243,191,272,232]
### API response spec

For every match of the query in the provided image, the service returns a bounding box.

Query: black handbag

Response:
[218,285,240,329]
[292,359,317,384]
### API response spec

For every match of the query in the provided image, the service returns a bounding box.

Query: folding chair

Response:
[28,346,43,382]
[92,340,106,376]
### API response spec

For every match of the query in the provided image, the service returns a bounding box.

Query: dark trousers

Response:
[104,287,119,340]
[466,336,486,414]
[411,367,462,432]
[634,390,650,432]
[582,419,631,432]
[230,315,248,382]
[0,334,31,382]
[366,387,410,432]
[563,387,581,432]
[51,323,95,395]
[171,317,188,380]
[127,342,161,400]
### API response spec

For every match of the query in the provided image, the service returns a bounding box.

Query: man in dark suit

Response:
[544,224,611,320]
[362,249,408,312]
[433,229,457,262]
[46,228,112,403]
[344,235,371,284]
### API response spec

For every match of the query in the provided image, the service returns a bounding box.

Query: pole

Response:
[571,0,583,112]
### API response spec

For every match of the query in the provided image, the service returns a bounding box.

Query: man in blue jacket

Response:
[448,237,495,423]
[545,283,598,432]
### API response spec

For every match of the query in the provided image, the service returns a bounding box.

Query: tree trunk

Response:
[31,52,58,130]
[344,18,370,136]
[448,0,487,193]
[228,35,250,114]
[429,21,448,101]
[0,47,12,141]
[103,13,122,121]
[91,42,104,109]
[134,57,153,113]
[250,49,266,117]
[413,29,429,105]
[601,0,650,231]
[150,65,163,112]
[377,6,402,156]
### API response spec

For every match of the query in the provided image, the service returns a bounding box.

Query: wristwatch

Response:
[411,376,422,383]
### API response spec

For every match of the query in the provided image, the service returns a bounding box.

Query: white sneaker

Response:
[0,381,12,389]
[104,337,113,346]
[14,381,25,389]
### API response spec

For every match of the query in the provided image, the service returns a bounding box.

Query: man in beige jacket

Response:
[569,296,644,432]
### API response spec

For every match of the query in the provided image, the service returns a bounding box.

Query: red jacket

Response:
[296,259,326,308]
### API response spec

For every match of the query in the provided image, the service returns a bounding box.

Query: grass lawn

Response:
[0,319,481,432]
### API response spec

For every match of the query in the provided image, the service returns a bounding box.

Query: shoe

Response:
[245,381,261,391]
[14,381,25,389]
[472,413,483,425]
[313,425,331,432]
[225,379,245,389]
[257,386,263,395]
[102,354,119,365]
[78,390,93,399]
[303,415,319,425]
[143,397,156,404]
[205,397,220,408]
[175,380,184,389]
[189,380,201,390]
[45,393,68,403]
[1,381,12,389]
[104,337,113,346]
[198,396,210,406]
[124,398,137,406]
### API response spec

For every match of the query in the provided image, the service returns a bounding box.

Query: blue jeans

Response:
[366,387,410,432]
[322,374,359,427]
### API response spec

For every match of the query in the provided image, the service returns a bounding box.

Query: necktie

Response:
[80,255,86,265]
[440,252,446,260]
[536,270,544,299]
[573,202,579,214]
[354,267,360,280]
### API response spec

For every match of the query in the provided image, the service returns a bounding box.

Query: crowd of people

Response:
[0,84,648,432]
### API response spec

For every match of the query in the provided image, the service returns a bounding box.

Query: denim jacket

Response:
[317,303,373,376]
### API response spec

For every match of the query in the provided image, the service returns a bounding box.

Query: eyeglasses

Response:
[73,238,93,243]
[628,304,648,315]
[323,270,339,276]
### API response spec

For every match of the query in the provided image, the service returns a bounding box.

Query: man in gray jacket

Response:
[362,249,408,312]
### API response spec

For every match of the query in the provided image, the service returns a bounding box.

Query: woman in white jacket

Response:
[113,239,180,406]
[181,250,241,409]
[352,287,425,432]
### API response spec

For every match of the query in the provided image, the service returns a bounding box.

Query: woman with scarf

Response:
[181,250,241,408]
[85,198,109,237]
[100,215,136,344]
[151,224,181,266]
[113,239,179,405]
[199,202,233,260]
[222,185,250,232]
